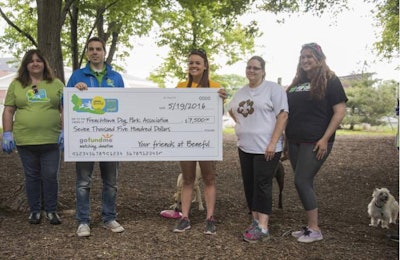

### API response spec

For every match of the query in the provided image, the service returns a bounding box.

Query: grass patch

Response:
[336,129,396,136]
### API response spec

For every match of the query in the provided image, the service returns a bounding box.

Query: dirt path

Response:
[0,134,398,259]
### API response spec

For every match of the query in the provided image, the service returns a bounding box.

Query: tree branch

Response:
[60,0,77,29]
[0,7,37,47]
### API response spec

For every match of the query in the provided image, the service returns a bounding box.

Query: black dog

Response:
[274,160,285,209]
[247,159,285,215]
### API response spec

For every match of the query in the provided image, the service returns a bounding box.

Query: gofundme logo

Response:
[79,134,113,144]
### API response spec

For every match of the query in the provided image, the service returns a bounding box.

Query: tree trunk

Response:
[69,3,80,71]
[36,0,65,83]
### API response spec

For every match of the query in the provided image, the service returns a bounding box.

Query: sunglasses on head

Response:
[302,42,323,55]
[32,85,38,94]
[190,48,207,56]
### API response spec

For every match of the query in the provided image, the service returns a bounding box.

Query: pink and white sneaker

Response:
[160,209,182,219]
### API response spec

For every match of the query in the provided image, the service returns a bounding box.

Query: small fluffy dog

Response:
[367,187,399,229]
[170,163,204,211]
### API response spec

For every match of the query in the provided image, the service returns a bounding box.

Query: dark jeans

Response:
[75,161,118,224]
[238,148,281,215]
[17,144,61,213]
[288,142,332,210]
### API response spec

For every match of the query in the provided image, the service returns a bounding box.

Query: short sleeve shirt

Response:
[4,79,64,145]
[227,80,289,153]
[285,75,348,143]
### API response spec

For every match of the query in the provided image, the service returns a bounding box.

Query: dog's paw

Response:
[198,204,205,211]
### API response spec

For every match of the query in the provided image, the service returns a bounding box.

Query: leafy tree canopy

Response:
[369,0,399,61]
[342,75,398,128]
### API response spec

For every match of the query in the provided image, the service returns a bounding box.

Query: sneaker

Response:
[160,209,182,219]
[29,212,41,224]
[104,220,125,233]
[46,212,61,225]
[243,226,270,243]
[297,228,323,243]
[204,217,216,235]
[76,223,91,237]
[173,217,191,233]
[291,226,308,238]
[386,232,399,242]
[243,219,258,235]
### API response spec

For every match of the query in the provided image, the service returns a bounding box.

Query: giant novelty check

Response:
[63,88,223,161]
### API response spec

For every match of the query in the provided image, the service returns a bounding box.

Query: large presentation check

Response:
[63,88,223,161]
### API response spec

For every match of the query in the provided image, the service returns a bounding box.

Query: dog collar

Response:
[374,202,385,216]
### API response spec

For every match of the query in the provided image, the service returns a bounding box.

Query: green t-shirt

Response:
[4,79,64,145]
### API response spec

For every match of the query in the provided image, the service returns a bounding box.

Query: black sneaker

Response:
[173,217,191,233]
[46,212,61,225]
[386,232,399,242]
[29,212,41,224]
[204,217,217,235]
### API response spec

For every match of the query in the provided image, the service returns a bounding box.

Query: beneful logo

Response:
[102,133,113,139]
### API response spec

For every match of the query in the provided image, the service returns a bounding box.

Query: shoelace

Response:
[303,229,311,237]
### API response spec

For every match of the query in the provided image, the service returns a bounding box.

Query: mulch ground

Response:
[0,134,398,259]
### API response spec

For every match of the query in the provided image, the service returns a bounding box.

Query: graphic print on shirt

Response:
[106,78,115,87]
[288,82,310,93]
[26,88,50,102]
[237,99,254,117]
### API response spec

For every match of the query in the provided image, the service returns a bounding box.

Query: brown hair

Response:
[86,36,107,52]
[288,43,335,100]
[16,49,55,87]
[247,55,266,80]
[186,49,210,88]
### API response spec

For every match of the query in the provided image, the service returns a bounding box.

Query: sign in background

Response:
[63,88,223,161]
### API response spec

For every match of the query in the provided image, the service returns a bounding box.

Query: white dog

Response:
[170,163,204,211]
[367,187,399,229]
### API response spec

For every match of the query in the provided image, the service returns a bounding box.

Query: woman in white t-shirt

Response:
[228,56,288,243]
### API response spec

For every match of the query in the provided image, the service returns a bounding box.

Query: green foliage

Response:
[258,0,398,62]
[342,75,398,128]
[64,0,155,70]
[148,0,260,86]
[0,0,155,71]
[258,0,349,17]
[371,0,399,60]
[212,73,247,99]
[0,0,38,59]
[0,0,397,85]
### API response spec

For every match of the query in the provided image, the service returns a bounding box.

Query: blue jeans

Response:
[17,144,61,213]
[75,161,119,224]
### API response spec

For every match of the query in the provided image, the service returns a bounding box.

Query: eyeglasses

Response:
[32,85,38,94]
[246,66,262,71]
